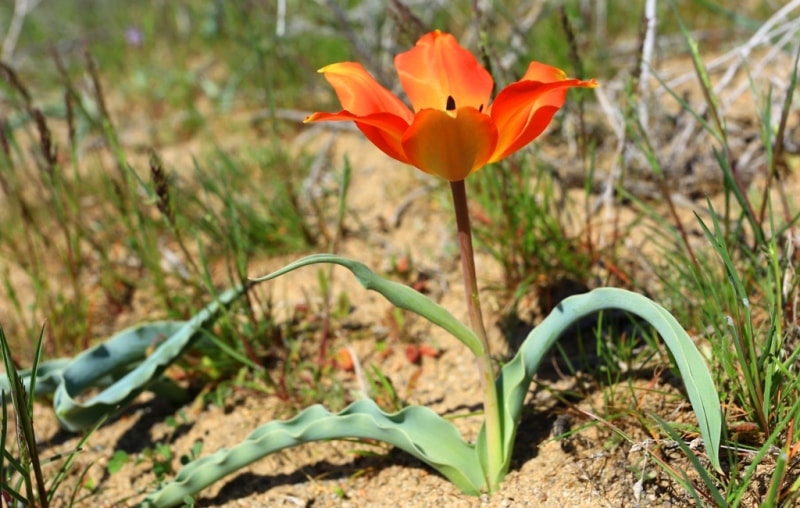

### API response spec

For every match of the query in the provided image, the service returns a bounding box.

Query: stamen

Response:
[478,104,484,113]
[446,96,456,111]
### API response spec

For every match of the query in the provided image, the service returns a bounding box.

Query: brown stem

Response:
[449,179,502,487]
[450,180,490,351]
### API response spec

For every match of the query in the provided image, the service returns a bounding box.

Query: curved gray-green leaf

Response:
[53,286,247,431]
[140,399,485,507]
[0,358,72,399]
[490,287,721,474]
[251,254,483,357]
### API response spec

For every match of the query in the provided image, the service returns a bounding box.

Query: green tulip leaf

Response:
[1,286,249,432]
[487,287,722,475]
[139,399,486,507]
[52,286,246,431]
[0,358,72,399]
[251,254,484,356]
[53,320,188,431]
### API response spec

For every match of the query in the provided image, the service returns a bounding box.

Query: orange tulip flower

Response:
[306,30,597,182]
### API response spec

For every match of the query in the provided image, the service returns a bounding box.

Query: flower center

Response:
[445,95,485,114]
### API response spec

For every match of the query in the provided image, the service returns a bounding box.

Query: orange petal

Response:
[489,68,597,162]
[318,62,414,123]
[520,61,570,83]
[395,31,493,112]
[306,110,411,163]
[401,107,497,181]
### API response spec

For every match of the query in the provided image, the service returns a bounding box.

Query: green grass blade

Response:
[651,413,727,506]
[23,327,49,506]
[732,390,800,506]
[1,372,9,502]
[0,389,4,466]
[695,200,767,431]
[762,450,788,508]
[1,325,37,503]
[0,473,28,506]
[46,413,108,504]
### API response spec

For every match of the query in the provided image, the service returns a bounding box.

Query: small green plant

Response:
[107,450,130,475]
[140,444,174,483]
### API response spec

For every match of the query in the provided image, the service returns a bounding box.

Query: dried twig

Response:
[1,0,43,62]
[638,0,657,134]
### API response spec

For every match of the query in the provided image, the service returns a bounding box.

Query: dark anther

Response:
[478,104,484,113]
[446,96,456,111]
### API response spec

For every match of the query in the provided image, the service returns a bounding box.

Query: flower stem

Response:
[449,179,503,490]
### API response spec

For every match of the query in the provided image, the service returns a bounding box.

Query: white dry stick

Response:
[633,478,644,505]
[661,5,800,167]
[638,0,658,136]
[595,83,625,143]
[174,3,191,38]
[594,0,607,45]
[721,21,800,113]
[661,2,800,97]
[712,0,800,101]
[276,0,286,38]
[1,0,43,62]
[661,0,800,93]
[497,1,546,72]
[347,345,370,399]
[158,241,190,280]
[593,86,625,248]
[301,129,336,200]
[390,186,431,228]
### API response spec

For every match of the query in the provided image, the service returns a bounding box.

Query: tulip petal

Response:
[489,66,597,162]
[306,110,411,163]
[401,108,497,181]
[318,62,414,123]
[520,61,570,83]
[395,31,493,113]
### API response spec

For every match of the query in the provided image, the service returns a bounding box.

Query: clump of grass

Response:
[469,155,598,299]
[0,49,319,356]
[608,3,800,503]
[1,326,99,507]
